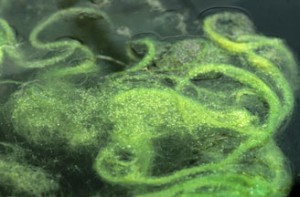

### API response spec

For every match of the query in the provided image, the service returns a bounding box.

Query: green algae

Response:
[0,5,298,197]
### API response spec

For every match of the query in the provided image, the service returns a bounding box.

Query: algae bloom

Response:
[0,5,298,197]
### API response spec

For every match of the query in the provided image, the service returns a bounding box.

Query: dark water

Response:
[1,0,300,196]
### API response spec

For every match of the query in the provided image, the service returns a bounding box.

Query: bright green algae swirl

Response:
[0,9,298,197]
[95,12,297,196]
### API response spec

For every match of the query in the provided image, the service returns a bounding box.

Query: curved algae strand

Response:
[127,38,156,72]
[203,12,295,119]
[91,12,296,197]
[1,8,297,197]
[136,140,291,197]
[1,7,112,79]
[0,18,18,68]
[186,64,281,131]
[28,7,110,78]
[28,7,109,68]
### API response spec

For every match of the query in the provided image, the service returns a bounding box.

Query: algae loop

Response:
[0,1,299,196]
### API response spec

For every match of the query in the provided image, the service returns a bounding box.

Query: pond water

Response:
[1,0,299,196]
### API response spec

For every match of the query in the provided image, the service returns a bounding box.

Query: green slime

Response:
[0,7,298,197]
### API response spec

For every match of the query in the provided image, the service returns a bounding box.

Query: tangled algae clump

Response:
[0,7,298,197]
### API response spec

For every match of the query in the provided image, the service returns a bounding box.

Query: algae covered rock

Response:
[93,11,297,196]
[0,4,298,197]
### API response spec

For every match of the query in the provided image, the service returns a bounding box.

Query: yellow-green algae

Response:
[0,8,298,197]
